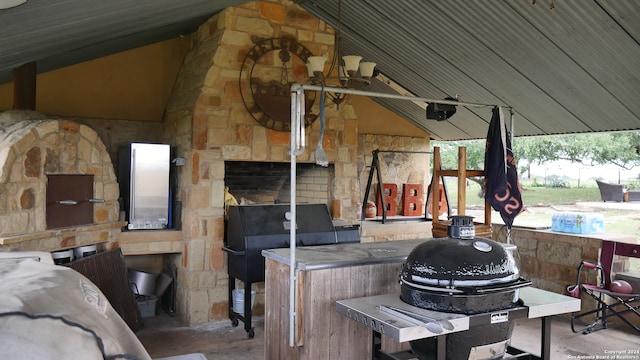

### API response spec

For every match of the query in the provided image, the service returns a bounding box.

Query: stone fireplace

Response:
[158,1,364,324]
[0,112,123,253]
[155,0,433,325]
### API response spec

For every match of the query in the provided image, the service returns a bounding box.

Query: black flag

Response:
[484,107,524,228]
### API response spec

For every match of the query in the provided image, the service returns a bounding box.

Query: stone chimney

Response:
[161,1,360,324]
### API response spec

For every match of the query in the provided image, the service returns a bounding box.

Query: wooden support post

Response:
[457,147,467,216]
[13,61,37,110]
[484,200,492,227]
[430,146,492,237]
[431,147,441,224]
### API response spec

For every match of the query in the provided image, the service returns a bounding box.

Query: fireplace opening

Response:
[224,161,333,206]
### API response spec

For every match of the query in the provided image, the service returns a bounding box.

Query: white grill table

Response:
[336,287,580,360]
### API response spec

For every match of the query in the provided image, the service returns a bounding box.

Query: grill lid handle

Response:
[378,305,454,333]
[222,246,246,256]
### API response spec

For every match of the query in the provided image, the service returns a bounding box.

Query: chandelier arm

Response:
[306,0,376,107]
[323,0,344,81]
[324,32,340,79]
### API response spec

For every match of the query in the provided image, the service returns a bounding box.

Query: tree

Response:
[432,140,485,170]
[514,132,640,177]
[433,131,640,180]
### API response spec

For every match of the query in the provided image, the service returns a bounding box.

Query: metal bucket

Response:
[128,268,157,296]
[51,249,74,264]
[232,289,256,316]
[73,244,97,259]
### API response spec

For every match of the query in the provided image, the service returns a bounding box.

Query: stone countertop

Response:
[0,221,127,246]
[261,239,427,271]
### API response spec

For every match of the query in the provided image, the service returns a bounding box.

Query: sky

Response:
[528,160,639,184]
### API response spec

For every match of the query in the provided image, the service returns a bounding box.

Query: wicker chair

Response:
[595,180,625,202]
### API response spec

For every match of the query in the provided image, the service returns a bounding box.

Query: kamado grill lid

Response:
[399,237,521,293]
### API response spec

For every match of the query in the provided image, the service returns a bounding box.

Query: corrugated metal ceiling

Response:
[1,0,638,140]
[0,0,245,83]
[297,0,640,140]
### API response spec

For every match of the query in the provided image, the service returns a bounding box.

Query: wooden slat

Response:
[352,265,373,358]
[329,267,351,359]
[295,269,305,346]
[265,260,290,359]
[264,259,277,359]
[434,170,484,177]
[457,147,467,215]
[305,268,332,360]
[65,248,143,332]
[265,258,412,359]
[431,147,442,226]
[484,201,492,225]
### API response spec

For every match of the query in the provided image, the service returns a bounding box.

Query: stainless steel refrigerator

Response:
[119,143,170,230]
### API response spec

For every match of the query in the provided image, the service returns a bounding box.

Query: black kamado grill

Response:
[399,216,531,360]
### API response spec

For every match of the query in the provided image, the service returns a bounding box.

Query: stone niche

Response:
[0,112,123,252]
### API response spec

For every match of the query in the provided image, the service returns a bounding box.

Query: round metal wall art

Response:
[239,36,318,132]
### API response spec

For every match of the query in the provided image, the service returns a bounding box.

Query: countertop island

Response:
[261,239,425,271]
[262,239,427,360]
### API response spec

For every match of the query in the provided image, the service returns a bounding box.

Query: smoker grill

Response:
[399,216,531,360]
[223,203,359,338]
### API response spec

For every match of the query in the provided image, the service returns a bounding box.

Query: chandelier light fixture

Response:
[305,0,377,107]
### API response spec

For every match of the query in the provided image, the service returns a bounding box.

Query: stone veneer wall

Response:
[356,134,433,243]
[162,0,359,324]
[492,226,601,294]
[70,118,165,170]
[0,116,121,252]
[491,225,638,314]
[357,133,431,215]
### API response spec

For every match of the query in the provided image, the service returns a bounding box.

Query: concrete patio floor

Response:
[137,311,639,359]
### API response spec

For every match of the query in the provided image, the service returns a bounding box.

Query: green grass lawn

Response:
[445,178,639,237]
[454,180,602,207]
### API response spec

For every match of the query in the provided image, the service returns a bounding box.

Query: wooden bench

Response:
[626,190,640,202]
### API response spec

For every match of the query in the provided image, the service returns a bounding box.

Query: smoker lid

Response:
[400,237,520,291]
[231,204,335,236]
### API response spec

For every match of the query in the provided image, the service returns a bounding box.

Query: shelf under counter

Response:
[118,229,183,255]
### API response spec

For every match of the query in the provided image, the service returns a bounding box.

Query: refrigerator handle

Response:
[130,148,136,220]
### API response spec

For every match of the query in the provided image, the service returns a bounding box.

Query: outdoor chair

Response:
[595,180,625,202]
[567,241,640,335]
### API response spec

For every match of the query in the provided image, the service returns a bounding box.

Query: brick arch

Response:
[0,117,119,237]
